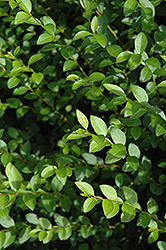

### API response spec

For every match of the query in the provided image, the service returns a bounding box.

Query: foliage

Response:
[0,0,166,249]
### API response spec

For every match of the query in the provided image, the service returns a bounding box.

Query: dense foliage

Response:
[0,0,166,249]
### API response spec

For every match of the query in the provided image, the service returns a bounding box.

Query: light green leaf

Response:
[124,0,138,16]
[63,60,77,72]
[156,122,166,136]
[105,144,127,164]
[19,227,31,244]
[58,227,72,241]
[0,195,9,210]
[139,0,155,17]
[67,130,89,140]
[41,165,55,179]
[73,31,91,41]
[8,164,22,191]
[107,45,122,57]
[25,213,39,225]
[104,84,126,96]
[99,184,117,200]
[123,186,138,205]
[83,198,98,213]
[28,53,43,66]
[32,72,44,84]
[91,16,98,33]
[116,51,131,63]
[39,217,52,229]
[14,11,30,25]
[38,231,47,241]
[148,231,159,244]
[157,241,166,250]
[0,231,5,249]
[7,77,20,89]
[66,74,80,80]
[37,32,54,45]
[127,156,139,170]
[19,0,32,13]
[135,32,148,54]
[147,197,158,214]
[137,212,150,228]
[110,127,126,145]
[90,115,107,136]
[157,80,166,88]
[82,153,97,165]
[30,174,42,191]
[89,72,105,82]
[23,193,36,211]
[121,203,136,222]
[76,109,89,130]
[128,54,141,70]
[75,181,94,196]
[140,67,152,82]
[3,230,16,248]
[93,34,107,48]
[102,199,119,218]
[132,85,149,102]
[128,143,140,158]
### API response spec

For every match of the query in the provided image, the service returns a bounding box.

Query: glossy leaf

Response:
[90,115,107,136]
[75,181,94,196]
[102,199,119,218]
[83,198,99,213]
[124,0,138,16]
[100,184,117,200]
[93,34,107,48]
[123,186,138,205]
[23,194,36,211]
[110,127,126,145]
[135,32,148,54]
[132,85,149,102]
[76,109,89,130]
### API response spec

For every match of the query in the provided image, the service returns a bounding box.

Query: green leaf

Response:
[7,164,22,191]
[127,156,139,170]
[91,16,98,33]
[19,0,32,13]
[75,181,94,196]
[93,34,107,48]
[19,227,31,244]
[83,198,98,212]
[82,153,97,165]
[123,186,138,205]
[90,115,107,136]
[115,174,124,187]
[23,194,36,211]
[157,80,166,88]
[139,0,155,17]
[110,127,126,145]
[102,199,119,218]
[128,54,141,70]
[132,85,149,102]
[105,144,127,164]
[38,231,47,241]
[121,203,136,222]
[66,74,80,80]
[1,153,13,167]
[147,197,158,214]
[32,72,44,84]
[128,143,140,158]
[104,84,126,96]
[131,127,142,140]
[135,32,148,54]
[41,165,55,179]
[116,51,131,63]
[76,109,89,130]
[58,227,72,241]
[37,32,54,45]
[157,241,166,250]
[30,174,42,191]
[99,184,117,200]
[39,217,52,229]
[14,11,30,25]
[13,86,28,95]
[0,231,5,249]
[73,31,91,41]
[140,67,152,82]
[0,195,9,210]
[137,212,150,228]
[28,53,43,66]
[43,231,53,244]
[67,130,89,140]
[3,230,16,248]
[89,72,105,82]
[63,60,77,72]
[7,77,20,89]
[156,122,166,136]
[106,45,122,57]
[148,231,159,244]
[25,213,39,225]
[124,0,138,16]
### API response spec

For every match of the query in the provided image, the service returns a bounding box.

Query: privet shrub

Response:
[0,0,166,249]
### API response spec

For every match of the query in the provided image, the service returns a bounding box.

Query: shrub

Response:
[0,0,166,249]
